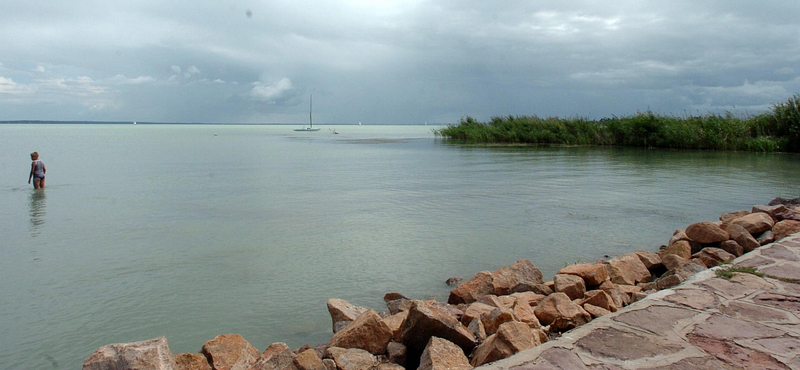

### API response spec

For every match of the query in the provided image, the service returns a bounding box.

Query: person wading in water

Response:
[28,151,46,189]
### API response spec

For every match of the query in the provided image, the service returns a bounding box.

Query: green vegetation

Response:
[715,265,763,279]
[435,95,800,152]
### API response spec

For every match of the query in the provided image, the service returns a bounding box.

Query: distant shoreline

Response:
[0,121,443,126]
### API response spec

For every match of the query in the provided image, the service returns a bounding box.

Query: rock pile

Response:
[83,198,800,370]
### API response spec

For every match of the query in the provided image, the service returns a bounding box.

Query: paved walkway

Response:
[478,233,800,370]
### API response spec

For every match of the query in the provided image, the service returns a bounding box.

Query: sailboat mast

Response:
[309,95,313,128]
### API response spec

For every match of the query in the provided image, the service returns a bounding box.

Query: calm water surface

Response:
[1,124,798,369]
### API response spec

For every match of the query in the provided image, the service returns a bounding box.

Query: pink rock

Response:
[553,273,586,300]
[659,240,692,260]
[668,229,689,245]
[293,348,324,370]
[201,334,259,370]
[328,309,393,355]
[719,210,750,224]
[633,249,662,270]
[491,259,545,296]
[512,298,541,328]
[470,321,542,366]
[692,247,736,268]
[175,353,211,370]
[417,337,472,370]
[447,271,494,304]
[83,337,177,370]
[773,220,800,240]
[386,342,406,367]
[686,221,729,244]
[604,254,651,285]
[461,302,495,326]
[731,212,775,234]
[383,310,409,343]
[324,347,377,370]
[581,290,617,312]
[557,263,608,286]
[481,307,518,336]
[533,292,591,332]
[250,342,297,370]
[401,301,476,370]
[327,298,368,333]
[582,303,612,318]
[724,223,760,253]
[718,240,744,257]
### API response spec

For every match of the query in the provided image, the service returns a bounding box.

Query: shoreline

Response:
[83,197,800,370]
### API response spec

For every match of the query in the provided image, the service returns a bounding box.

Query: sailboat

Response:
[294,95,321,132]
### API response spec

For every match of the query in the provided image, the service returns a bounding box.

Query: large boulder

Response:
[324,347,377,370]
[511,298,541,328]
[604,254,651,285]
[327,299,368,333]
[401,301,476,370]
[773,220,800,240]
[581,290,617,312]
[461,302,495,325]
[83,337,177,370]
[719,210,750,224]
[448,271,494,304]
[175,353,211,370]
[480,307,517,336]
[556,263,608,286]
[293,349,325,370]
[731,212,775,234]
[470,322,542,367]
[724,223,760,253]
[383,310,409,342]
[686,221,729,244]
[201,334,259,370]
[250,342,297,370]
[633,250,662,270]
[718,240,744,257]
[533,292,591,332]
[328,309,393,355]
[752,204,788,221]
[553,273,586,300]
[386,342,407,367]
[659,240,692,260]
[491,259,545,296]
[417,337,472,370]
[692,248,736,268]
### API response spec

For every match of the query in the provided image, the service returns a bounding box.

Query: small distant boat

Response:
[358,121,362,126]
[133,121,137,125]
[294,95,320,132]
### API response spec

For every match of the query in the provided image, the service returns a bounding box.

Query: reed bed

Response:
[435,95,800,152]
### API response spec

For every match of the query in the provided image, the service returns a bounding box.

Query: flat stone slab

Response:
[478,233,800,370]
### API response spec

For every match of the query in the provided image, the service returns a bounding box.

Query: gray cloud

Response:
[1,1,798,123]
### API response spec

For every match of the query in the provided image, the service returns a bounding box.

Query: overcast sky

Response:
[1,1,798,124]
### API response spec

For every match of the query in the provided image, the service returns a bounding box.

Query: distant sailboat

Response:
[294,95,321,132]
[133,121,137,125]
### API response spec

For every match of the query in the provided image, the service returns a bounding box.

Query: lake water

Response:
[1,123,798,369]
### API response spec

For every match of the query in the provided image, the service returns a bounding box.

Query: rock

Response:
[756,230,775,245]
[324,347,377,370]
[461,302,495,326]
[511,298,541,328]
[476,295,506,309]
[491,259,545,296]
[327,299,368,333]
[752,204,788,221]
[470,322,542,367]
[659,240,692,260]
[386,342,406,367]
[724,223,760,253]
[417,337,472,370]
[769,196,800,206]
[386,298,414,315]
[719,210,750,224]
[83,337,177,370]
[604,254,651,285]
[400,301,476,370]
[597,281,631,308]
[375,363,405,370]
[445,277,463,286]
[557,263,608,286]
[328,309,393,355]
[731,212,775,234]
[777,209,800,221]
[692,247,736,268]
[773,220,800,240]
[668,229,689,245]
[481,307,518,336]
[383,292,408,302]
[175,353,211,370]
[383,310,408,342]
[661,253,688,271]
[553,273,586,300]
[467,317,487,342]
[250,342,297,370]
[675,259,708,280]
[321,359,336,370]
[509,291,546,307]
[201,334,259,370]
[633,249,662,270]
[447,271,493,305]
[718,240,744,257]
[686,221,729,243]
[655,274,684,290]
[509,283,553,295]
[581,290,617,312]
[533,292,591,332]
[293,349,324,370]
[582,303,612,318]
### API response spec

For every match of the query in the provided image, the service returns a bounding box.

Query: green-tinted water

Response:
[1,124,797,369]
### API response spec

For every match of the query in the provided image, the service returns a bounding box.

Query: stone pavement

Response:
[478,233,800,370]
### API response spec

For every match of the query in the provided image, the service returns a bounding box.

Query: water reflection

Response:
[29,190,46,236]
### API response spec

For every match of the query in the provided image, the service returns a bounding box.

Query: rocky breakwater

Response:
[83,197,800,370]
